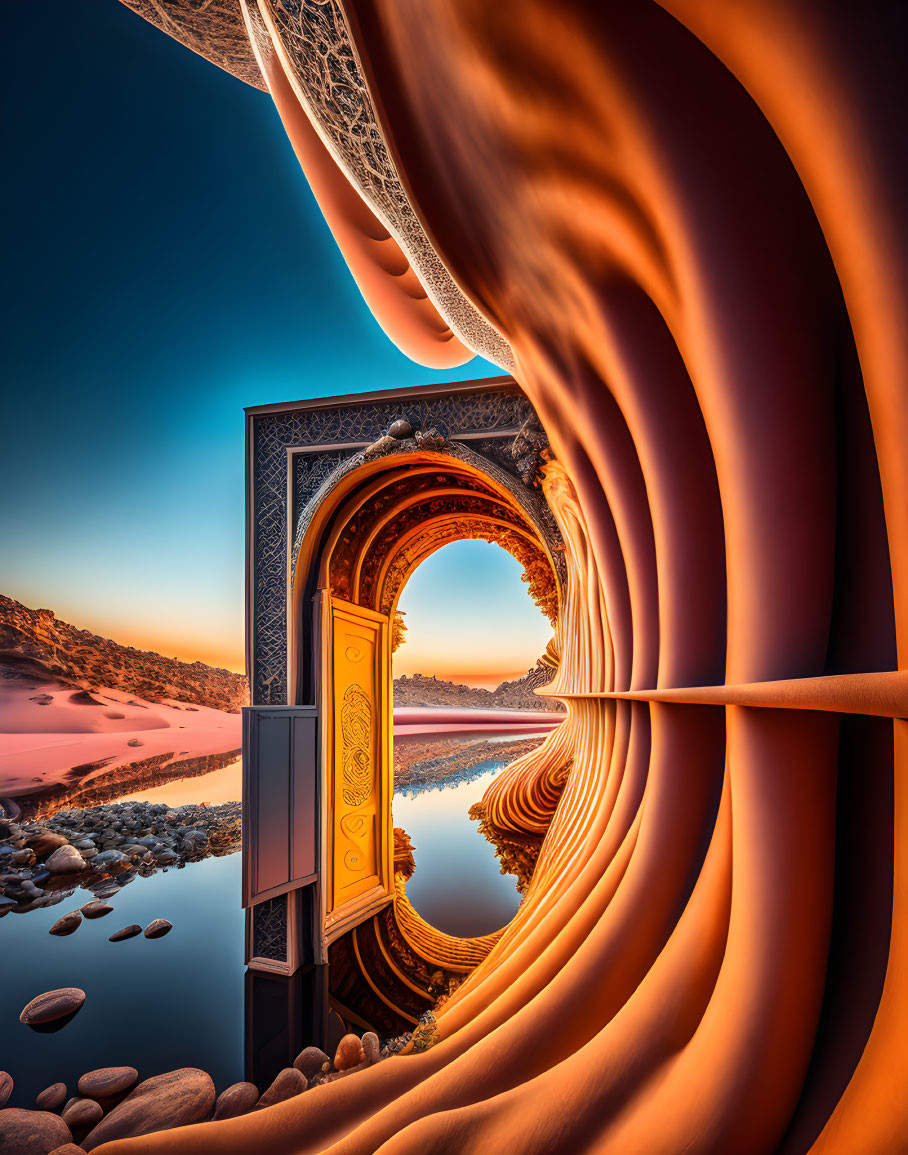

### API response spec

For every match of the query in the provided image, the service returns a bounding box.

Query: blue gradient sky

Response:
[1,2,549,682]
[394,542,553,688]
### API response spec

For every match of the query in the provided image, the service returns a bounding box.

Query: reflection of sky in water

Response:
[1,854,245,1106]
[116,758,242,807]
[393,764,521,939]
[2,739,525,1104]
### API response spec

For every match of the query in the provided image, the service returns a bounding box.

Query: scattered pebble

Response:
[78,1067,138,1098]
[334,1034,365,1072]
[292,1046,330,1080]
[35,1083,68,1112]
[20,987,86,1027]
[362,1032,380,1065]
[213,1081,259,1120]
[81,1068,215,1151]
[109,925,142,942]
[0,1107,72,1154]
[62,1097,103,1129]
[80,901,113,919]
[44,846,86,875]
[255,1068,307,1109]
[49,911,82,937]
[144,919,172,939]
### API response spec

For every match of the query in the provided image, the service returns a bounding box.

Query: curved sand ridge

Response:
[96,2,908,1153]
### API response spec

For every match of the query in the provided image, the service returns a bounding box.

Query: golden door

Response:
[323,595,393,942]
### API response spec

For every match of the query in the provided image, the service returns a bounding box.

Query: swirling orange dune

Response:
[106,2,907,1152]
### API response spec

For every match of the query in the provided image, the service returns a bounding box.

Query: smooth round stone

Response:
[213,1081,259,1120]
[80,1068,215,1151]
[20,988,86,1026]
[292,1046,330,1080]
[0,1071,11,1107]
[255,1068,307,1109]
[334,1034,365,1072]
[49,911,82,937]
[44,846,86,875]
[80,901,112,919]
[143,918,172,939]
[62,1097,103,1129]
[0,1108,72,1154]
[362,1032,380,1065]
[78,1067,138,1098]
[35,1083,68,1112]
[108,924,142,942]
[91,850,130,868]
[48,1145,86,1155]
[26,832,68,858]
[388,419,414,439]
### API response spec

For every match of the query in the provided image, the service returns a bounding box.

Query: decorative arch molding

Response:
[246,378,561,706]
[288,435,564,702]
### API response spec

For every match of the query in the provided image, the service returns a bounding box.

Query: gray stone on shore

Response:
[62,1097,103,1129]
[292,1046,331,1081]
[80,901,112,919]
[44,846,86,875]
[0,1071,12,1107]
[81,1068,215,1151]
[0,1108,72,1154]
[255,1068,307,1110]
[20,988,86,1026]
[213,1081,259,1120]
[49,911,82,937]
[109,924,142,942]
[36,1083,68,1112]
[143,918,172,939]
[78,1067,138,1098]
[90,850,130,869]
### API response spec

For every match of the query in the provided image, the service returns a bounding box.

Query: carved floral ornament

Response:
[340,682,372,807]
[319,444,562,625]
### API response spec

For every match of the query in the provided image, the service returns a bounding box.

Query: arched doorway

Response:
[242,380,565,1004]
[297,443,560,954]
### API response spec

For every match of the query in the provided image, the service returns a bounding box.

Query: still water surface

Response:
[393,763,521,938]
[1,746,521,1105]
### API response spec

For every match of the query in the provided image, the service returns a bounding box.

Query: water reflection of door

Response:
[324,596,392,942]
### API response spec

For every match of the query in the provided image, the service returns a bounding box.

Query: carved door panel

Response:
[323,595,392,941]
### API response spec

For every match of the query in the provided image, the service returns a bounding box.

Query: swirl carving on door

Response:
[341,683,372,807]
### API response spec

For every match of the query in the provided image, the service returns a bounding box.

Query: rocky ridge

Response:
[393,735,547,791]
[0,595,248,712]
[393,664,562,712]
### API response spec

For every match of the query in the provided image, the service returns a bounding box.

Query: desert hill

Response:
[0,595,248,713]
[393,665,563,712]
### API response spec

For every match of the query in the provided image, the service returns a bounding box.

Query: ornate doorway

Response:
[242,378,563,1003]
